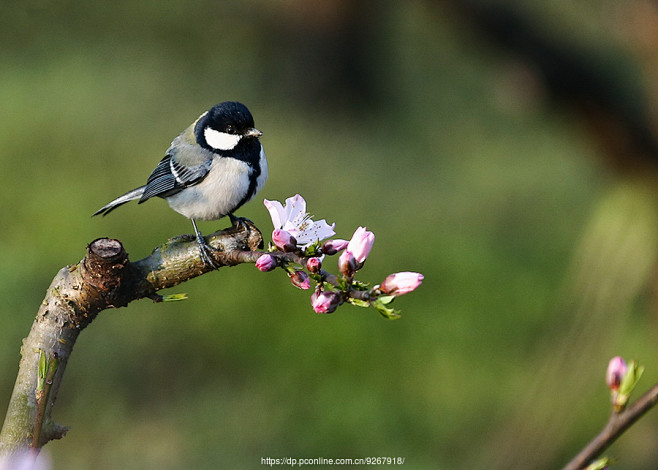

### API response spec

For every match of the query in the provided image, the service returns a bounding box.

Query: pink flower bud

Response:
[338,250,357,277]
[255,254,277,272]
[346,227,375,264]
[321,239,349,255]
[290,270,310,290]
[380,272,424,296]
[272,229,297,252]
[306,257,322,273]
[606,356,627,391]
[311,290,342,314]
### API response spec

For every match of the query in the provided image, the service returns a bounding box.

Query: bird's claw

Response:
[195,232,219,269]
[229,213,252,233]
[198,241,219,269]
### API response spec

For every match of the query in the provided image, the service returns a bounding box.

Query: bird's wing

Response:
[139,144,212,203]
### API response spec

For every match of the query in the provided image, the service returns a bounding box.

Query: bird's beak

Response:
[246,128,263,138]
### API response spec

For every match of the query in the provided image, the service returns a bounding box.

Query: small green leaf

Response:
[162,293,189,302]
[378,295,396,305]
[351,280,370,291]
[615,360,644,410]
[347,298,370,308]
[374,299,401,320]
[586,456,615,470]
[38,350,47,380]
[619,360,644,396]
[303,240,323,257]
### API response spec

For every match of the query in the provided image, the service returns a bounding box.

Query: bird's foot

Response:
[229,213,253,233]
[191,221,219,269]
[196,237,219,269]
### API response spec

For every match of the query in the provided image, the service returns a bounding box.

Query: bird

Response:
[93,101,268,268]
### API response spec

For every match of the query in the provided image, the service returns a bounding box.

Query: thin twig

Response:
[562,382,658,470]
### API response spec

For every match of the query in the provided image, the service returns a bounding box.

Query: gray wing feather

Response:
[139,147,212,203]
[93,127,212,214]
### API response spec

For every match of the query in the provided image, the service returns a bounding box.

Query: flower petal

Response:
[296,220,336,246]
[264,199,285,229]
[284,194,306,227]
[347,226,375,263]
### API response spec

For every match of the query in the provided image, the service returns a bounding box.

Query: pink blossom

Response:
[311,290,342,314]
[290,270,311,290]
[338,250,357,277]
[321,239,349,255]
[255,254,277,272]
[380,272,424,296]
[346,226,375,264]
[606,356,627,391]
[0,450,51,470]
[272,229,297,252]
[306,257,322,273]
[264,195,335,248]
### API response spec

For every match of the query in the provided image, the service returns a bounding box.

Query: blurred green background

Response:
[3,1,658,468]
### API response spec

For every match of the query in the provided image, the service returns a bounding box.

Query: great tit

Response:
[93,101,268,268]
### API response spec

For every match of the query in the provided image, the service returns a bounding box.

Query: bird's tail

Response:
[92,186,146,216]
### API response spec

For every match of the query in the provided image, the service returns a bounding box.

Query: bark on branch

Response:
[0,222,263,455]
[562,382,658,470]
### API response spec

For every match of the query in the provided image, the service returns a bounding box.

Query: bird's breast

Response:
[165,157,252,220]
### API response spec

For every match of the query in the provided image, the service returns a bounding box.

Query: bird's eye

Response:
[225,124,235,134]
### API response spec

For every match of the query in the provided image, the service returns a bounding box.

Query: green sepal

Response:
[378,295,396,305]
[351,280,370,291]
[162,293,189,302]
[347,298,371,308]
[615,360,644,410]
[373,298,401,320]
[303,240,323,257]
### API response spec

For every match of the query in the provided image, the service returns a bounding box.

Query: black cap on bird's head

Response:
[195,101,262,153]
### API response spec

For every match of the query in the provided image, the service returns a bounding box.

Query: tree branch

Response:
[562,382,658,470]
[0,222,263,456]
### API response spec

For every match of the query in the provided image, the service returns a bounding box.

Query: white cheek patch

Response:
[204,127,241,151]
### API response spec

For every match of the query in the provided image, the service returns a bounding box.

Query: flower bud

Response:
[321,239,349,255]
[311,290,342,314]
[338,250,358,278]
[272,229,297,252]
[380,272,424,296]
[255,254,277,272]
[290,270,310,290]
[306,257,322,273]
[606,356,627,392]
[346,227,375,264]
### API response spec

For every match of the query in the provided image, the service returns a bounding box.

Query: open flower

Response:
[264,194,335,248]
